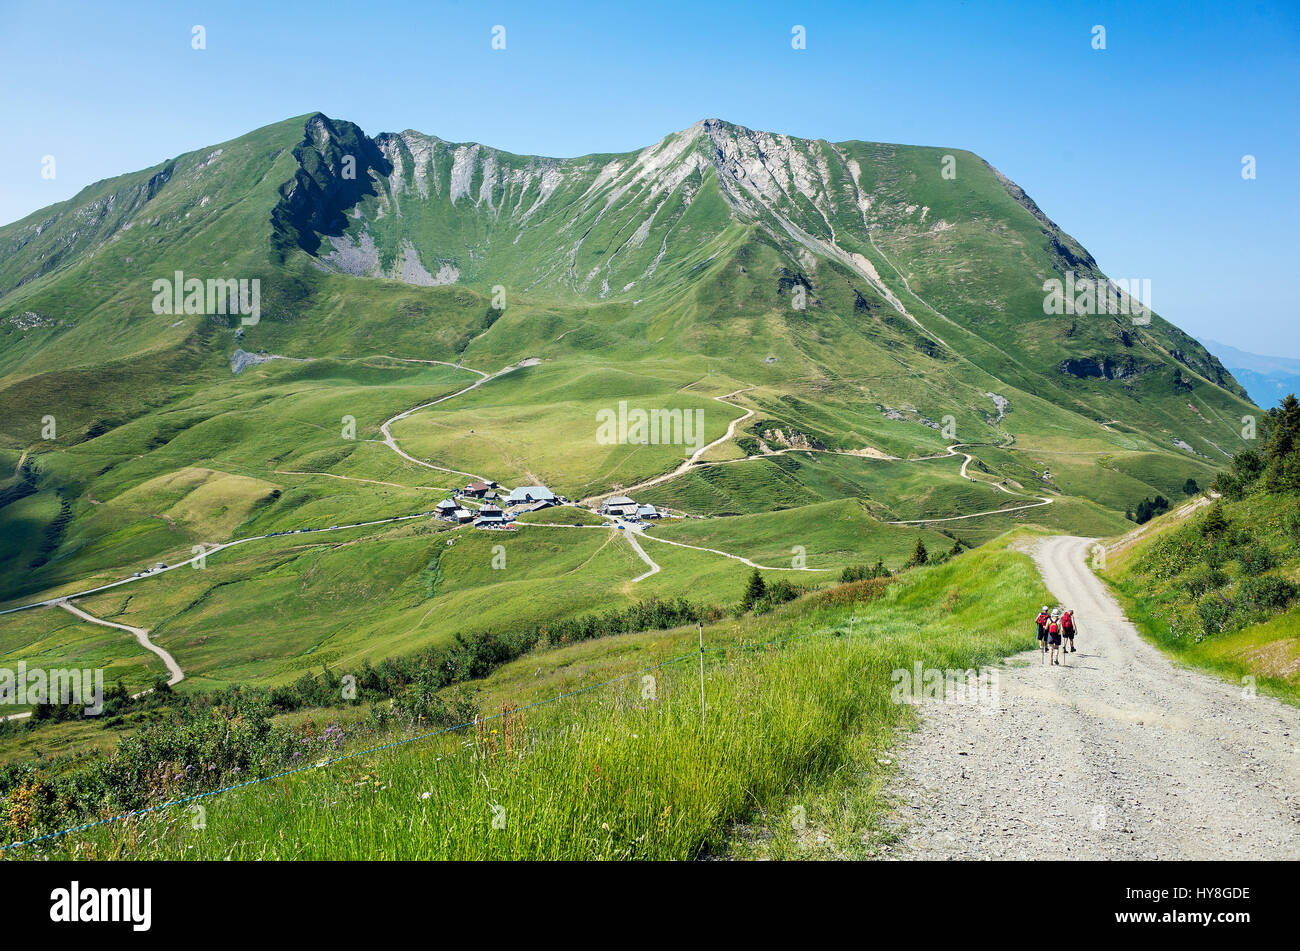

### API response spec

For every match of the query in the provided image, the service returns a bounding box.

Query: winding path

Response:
[887,444,1054,525]
[635,526,833,572]
[59,600,183,688]
[1,600,184,721]
[582,387,757,507]
[377,359,533,483]
[621,530,661,583]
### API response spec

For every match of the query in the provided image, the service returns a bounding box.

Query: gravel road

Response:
[888,535,1300,860]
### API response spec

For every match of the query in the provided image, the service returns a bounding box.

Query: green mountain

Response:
[0,112,1259,687]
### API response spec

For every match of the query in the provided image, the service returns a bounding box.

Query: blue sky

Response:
[1,0,1297,355]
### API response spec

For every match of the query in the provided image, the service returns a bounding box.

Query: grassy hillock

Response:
[1101,395,1300,700]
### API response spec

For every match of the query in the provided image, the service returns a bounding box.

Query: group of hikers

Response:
[1034,605,1078,665]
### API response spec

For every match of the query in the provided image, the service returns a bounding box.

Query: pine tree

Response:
[907,538,929,567]
[1182,478,1199,496]
[743,567,767,608]
[1200,501,1229,538]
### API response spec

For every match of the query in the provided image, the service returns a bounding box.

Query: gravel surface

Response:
[889,535,1300,860]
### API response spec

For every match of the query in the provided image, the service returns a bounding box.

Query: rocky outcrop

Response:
[1057,355,1154,381]
[270,114,392,260]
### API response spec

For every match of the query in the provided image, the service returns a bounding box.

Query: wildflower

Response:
[421,792,432,800]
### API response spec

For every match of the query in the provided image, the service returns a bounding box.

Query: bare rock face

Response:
[229,349,280,375]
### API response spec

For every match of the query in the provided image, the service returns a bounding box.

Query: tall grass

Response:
[18,542,1047,860]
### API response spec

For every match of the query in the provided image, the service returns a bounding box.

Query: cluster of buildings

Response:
[428,480,664,531]
[433,480,570,529]
[599,495,660,521]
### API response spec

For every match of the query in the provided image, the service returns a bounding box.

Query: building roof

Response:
[478,505,504,516]
[436,499,457,509]
[637,504,657,515]
[452,508,472,519]
[603,495,636,506]
[466,480,490,491]
[505,485,557,503]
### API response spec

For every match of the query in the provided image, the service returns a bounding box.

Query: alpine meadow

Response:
[0,88,1295,874]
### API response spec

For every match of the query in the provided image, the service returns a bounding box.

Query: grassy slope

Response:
[1100,493,1300,702]
[18,537,1049,859]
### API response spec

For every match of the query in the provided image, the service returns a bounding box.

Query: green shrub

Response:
[1238,574,1298,613]
[1195,595,1237,636]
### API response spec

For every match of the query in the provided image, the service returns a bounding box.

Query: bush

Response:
[840,561,890,583]
[1239,575,1298,613]
[1195,595,1237,636]
[1181,565,1227,598]
[1199,502,1229,538]
[1236,543,1275,574]
[1134,495,1170,525]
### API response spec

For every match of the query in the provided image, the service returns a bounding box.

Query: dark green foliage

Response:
[1238,574,1297,613]
[906,538,929,567]
[1200,502,1229,539]
[840,560,891,583]
[742,568,767,609]
[1195,594,1236,635]
[1182,478,1200,496]
[1213,394,1300,498]
[1133,495,1170,525]
[1262,394,1300,492]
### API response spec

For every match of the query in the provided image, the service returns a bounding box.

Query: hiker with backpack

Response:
[1035,605,1050,660]
[1046,608,1063,665]
[1061,609,1077,653]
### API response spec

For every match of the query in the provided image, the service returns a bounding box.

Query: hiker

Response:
[1035,605,1050,658]
[1047,608,1063,665]
[1061,609,1077,653]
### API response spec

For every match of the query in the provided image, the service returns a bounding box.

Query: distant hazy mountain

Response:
[1201,339,1300,408]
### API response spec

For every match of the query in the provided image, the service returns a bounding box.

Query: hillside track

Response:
[888,535,1300,860]
[59,600,184,689]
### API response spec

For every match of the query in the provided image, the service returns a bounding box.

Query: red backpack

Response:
[1048,619,1059,634]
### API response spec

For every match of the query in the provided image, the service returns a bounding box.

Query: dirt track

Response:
[888,535,1300,859]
